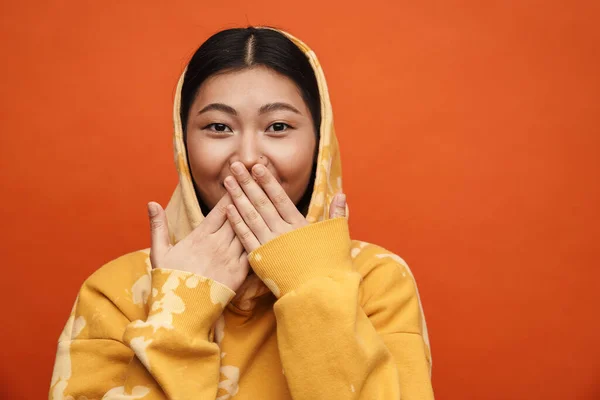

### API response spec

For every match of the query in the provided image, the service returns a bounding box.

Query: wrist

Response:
[144,269,235,338]
[248,218,353,297]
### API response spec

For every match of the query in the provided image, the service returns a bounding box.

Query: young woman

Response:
[49,27,434,400]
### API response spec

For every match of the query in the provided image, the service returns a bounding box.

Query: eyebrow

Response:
[197,103,238,116]
[196,102,302,116]
[259,102,302,115]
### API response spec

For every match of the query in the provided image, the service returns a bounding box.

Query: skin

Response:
[146,66,347,291]
[185,66,317,212]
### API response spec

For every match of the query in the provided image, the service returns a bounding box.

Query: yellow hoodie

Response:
[49,29,434,400]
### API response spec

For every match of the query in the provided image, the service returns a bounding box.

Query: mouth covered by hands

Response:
[223,161,347,254]
[145,161,346,292]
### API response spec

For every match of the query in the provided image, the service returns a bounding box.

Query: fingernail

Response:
[147,202,158,217]
[231,162,244,175]
[253,164,265,176]
[337,193,346,207]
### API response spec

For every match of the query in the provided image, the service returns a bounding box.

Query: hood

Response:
[164,28,346,311]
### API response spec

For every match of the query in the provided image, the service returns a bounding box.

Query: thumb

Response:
[329,193,347,219]
[147,202,170,267]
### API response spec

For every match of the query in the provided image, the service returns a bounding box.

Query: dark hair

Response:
[180,27,321,216]
[180,27,321,135]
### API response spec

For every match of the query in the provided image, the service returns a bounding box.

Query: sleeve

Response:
[247,218,434,400]
[49,251,235,400]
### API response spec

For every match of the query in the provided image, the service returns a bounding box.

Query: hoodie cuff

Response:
[248,218,353,298]
[145,269,235,339]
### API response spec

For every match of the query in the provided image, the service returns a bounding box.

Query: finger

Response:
[226,204,261,253]
[329,193,347,219]
[230,162,282,230]
[239,251,249,270]
[215,214,236,244]
[229,235,244,255]
[251,164,303,224]
[200,193,233,234]
[224,174,272,243]
[147,202,170,266]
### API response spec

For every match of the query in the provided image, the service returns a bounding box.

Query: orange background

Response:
[1,1,599,399]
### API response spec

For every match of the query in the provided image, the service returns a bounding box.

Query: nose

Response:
[230,133,268,171]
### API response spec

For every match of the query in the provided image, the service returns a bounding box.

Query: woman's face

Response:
[185,66,317,212]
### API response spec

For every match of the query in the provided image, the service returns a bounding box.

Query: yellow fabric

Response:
[49,28,434,400]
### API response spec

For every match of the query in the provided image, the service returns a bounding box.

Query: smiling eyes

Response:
[207,123,231,132]
[267,122,291,132]
[203,122,292,134]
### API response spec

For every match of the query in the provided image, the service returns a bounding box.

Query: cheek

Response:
[268,136,316,200]
[187,138,226,178]
[186,138,230,208]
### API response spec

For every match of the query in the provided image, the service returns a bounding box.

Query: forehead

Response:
[193,66,307,111]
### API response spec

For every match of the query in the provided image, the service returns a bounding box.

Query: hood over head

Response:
[164,28,346,311]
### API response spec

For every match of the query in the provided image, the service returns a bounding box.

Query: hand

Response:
[147,194,250,292]
[223,161,347,253]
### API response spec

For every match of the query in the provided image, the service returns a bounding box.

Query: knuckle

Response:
[253,195,270,209]
[245,209,260,222]
[216,204,229,216]
[231,214,244,225]
[240,229,254,241]
[150,217,163,230]
[272,191,288,205]
[232,189,245,199]
[239,175,253,186]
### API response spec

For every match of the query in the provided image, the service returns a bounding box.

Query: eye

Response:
[203,123,233,133]
[266,122,292,133]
